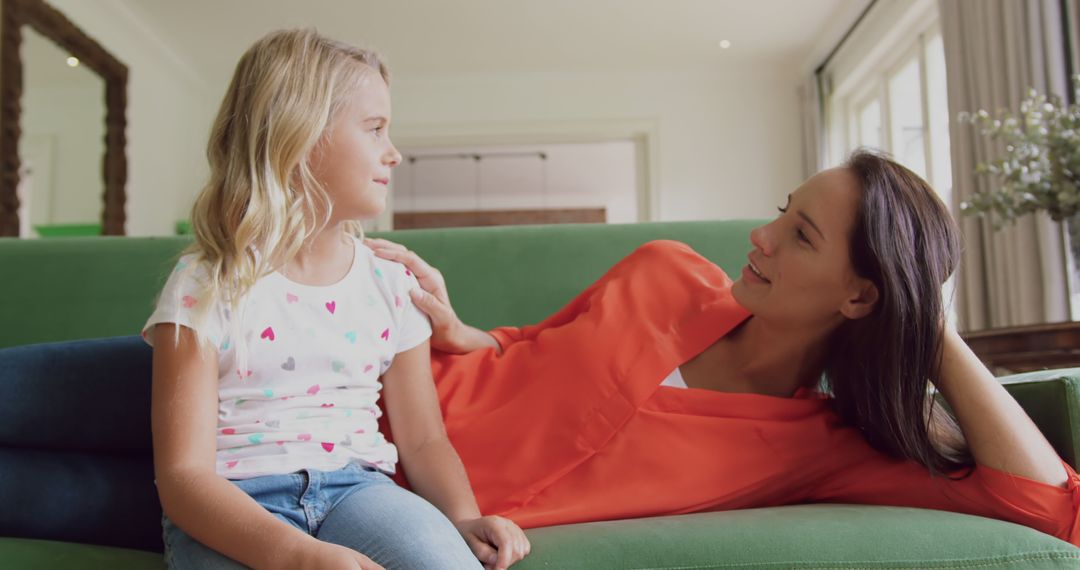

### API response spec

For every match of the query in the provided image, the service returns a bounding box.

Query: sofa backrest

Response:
[0,221,759,349]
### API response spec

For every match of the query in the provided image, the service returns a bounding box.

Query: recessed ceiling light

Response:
[66,56,79,67]
[719,40,732,49]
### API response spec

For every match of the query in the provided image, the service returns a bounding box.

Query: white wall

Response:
[389,64,804,223]
[42,0,808,233]
[48,0,212,236]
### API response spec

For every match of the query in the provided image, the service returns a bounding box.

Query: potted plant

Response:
[960,77,1080,313]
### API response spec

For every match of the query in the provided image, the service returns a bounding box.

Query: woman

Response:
[368,150,1080,545]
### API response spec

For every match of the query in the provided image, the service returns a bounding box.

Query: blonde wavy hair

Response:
[177,29,388,354]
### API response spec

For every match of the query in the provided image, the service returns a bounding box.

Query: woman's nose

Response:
[749,224,774,256]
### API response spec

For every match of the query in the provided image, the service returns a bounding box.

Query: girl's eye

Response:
[796,229,810,243]
[777,206,788,214]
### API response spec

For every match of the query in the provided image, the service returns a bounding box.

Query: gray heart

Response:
[265,420,280,428]
[281,357,295,371]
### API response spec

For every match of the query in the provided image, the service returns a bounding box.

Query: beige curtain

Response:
[940,0,1072,330]
[798,74,828,179]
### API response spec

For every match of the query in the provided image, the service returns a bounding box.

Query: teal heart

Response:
[345,331,357,344]
[262,389,274,398]
[332,360,346,373]
[248,433,264,444]
[173,260,187,273]
[220,339,231,351]
[374,267,383,279]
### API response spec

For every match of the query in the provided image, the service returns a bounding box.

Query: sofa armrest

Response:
[1000,368,1080,469]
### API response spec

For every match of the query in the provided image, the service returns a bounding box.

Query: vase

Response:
[1069,214,1080,321]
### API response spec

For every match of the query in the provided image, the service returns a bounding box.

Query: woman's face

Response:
[731,167,879,332]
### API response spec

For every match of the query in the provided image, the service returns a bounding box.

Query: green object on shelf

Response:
[33,223,101,237]
[175,220,192,235]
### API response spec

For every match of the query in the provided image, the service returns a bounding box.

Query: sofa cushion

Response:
[0,336,161,552]
[0,537,163,570]
[515,506,1080,569]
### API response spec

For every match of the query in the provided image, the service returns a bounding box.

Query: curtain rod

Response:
[814,0,880,75]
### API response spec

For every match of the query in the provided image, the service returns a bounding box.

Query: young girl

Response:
[144,29,529,570]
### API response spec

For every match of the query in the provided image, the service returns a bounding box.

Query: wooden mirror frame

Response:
[0,0,128,236]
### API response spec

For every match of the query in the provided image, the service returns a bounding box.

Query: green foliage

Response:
[959,76,1080,229]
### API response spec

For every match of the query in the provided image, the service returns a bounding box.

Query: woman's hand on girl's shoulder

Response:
[364,238,473,353]
[454,515,531,570]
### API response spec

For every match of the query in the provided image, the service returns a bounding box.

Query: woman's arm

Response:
[365,238,500,355]
[381,341,529,569]
[934,326,1068,487]
[152,324,381,570]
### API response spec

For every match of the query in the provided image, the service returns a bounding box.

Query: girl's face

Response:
[309,72,401,222]
[731,167,878,332]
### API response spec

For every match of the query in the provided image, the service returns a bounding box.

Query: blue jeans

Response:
[162,463,482,569]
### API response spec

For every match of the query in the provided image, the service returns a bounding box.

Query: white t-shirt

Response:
[142,236,432,479]
[660,367,687,388]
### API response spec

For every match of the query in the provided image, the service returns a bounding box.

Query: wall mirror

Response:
[0,0,128,236]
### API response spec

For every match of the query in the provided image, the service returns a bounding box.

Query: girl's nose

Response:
[386,143,402,167]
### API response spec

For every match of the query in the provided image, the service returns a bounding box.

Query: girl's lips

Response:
[374,179,389,186]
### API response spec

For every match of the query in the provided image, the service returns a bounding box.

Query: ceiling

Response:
[119,0,864,86]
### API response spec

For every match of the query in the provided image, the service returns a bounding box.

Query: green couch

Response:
[2,221,1080,569]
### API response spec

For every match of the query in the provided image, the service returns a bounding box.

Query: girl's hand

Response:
[454,515,531,570]
[365,238,496,354]
[291,540,384,570]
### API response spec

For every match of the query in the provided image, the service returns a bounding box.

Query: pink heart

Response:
[222,428,236,435]
[320,403,335,408]
[321,442,335,453]
[363,364,374,373]
[405,269,412,277]
[286,293,299,304]
[380,328,389,341]
[236,369,252,379]
[325,301,336,314]
[225,460,239,469]
[394,295,402,308]
[260,327,275,341]
[276,441,285,446]
[307,384,320,395]
[181,295,198,308]
[354,429,366,434]
[298,433,312,441]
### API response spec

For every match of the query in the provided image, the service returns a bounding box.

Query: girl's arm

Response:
[934,326,1068,486]
[152,324,381,570]
[382,341,529,569]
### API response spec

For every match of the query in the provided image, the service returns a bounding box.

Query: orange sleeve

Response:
[487,239,732,353]
[807,441,1080,546]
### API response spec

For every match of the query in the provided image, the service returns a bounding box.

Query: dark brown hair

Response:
[825,149,972,475]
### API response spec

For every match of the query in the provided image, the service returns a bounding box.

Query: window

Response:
[830,28,950,206]
[823,0,955,321]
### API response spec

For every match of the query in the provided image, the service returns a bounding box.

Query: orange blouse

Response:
[425,240,1080,546]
